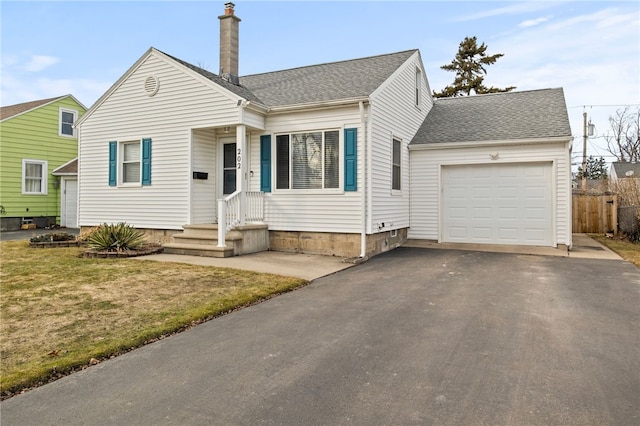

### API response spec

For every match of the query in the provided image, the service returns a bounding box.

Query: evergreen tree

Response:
[577,156,608,180]
[434,36,516,98]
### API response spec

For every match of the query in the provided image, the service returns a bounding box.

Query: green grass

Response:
[0,240,306,398]
[589,234,640,268]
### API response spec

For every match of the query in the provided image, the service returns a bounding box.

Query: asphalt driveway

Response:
[2,247,639,425]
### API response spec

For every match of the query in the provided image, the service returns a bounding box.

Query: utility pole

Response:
[581,111,587,191]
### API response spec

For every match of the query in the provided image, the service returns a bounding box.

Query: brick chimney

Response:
[218,2,240,84]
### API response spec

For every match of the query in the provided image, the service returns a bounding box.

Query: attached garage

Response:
[442,162,552,246]
[408,88,573,249]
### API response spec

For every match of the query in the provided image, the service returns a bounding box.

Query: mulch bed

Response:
[81,243,164,258]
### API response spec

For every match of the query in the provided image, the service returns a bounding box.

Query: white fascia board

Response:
[408,136,573,151]
[52,157,78,175]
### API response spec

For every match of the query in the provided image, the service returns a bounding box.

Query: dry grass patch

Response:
[0,240,306,398]
[589,234,640,268]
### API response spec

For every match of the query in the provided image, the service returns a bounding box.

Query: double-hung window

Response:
[122,142,141,184]
[22,159,48,195]
[392,138,402,191]
[276,130,339,190]
[108,138,152,186]
[59,108,77,137]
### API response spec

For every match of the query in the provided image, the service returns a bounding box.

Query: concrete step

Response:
[163,243,234,258]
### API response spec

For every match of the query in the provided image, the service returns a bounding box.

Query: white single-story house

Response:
[75,3,573,258]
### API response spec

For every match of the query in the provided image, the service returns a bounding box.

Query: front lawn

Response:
[589,234,640,268]
[0,240,306,398]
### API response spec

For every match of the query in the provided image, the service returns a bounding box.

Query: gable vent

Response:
[144,75,160,97]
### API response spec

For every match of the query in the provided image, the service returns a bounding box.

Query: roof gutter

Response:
[267,97,370,114]
[408,136,573,151]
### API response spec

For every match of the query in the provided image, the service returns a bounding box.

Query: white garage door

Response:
[442,163,553,246]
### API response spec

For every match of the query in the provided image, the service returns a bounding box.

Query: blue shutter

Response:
[260,135,271,192]
[344,128,357,191]
[108,141,117,186]
[142,138,152,186]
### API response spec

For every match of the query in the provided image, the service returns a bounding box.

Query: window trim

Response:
[274,129,343,194]
[59,107,78,137]
[391,137,402,193]
[22,159,48,195]
[120,140,142,186]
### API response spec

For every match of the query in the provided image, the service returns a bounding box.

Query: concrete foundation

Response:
[269,228,408,258]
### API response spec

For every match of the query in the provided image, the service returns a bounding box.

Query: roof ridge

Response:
[241,49,418,79]
[434,87,563,102]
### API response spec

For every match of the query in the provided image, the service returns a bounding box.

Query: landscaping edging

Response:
[30,241,83,248]
[81,244,164,258]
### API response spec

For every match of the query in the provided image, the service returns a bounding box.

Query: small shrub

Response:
[85,223,146,252]
[29,233,76,243]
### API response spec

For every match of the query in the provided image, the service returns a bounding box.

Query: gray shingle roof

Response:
[611,161,640,178]
[240,50,417,107]
[410,88,572,145]
[165,49,417,108]
[161,51,264,104]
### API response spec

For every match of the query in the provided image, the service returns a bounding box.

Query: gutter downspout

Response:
[359,101,368,258]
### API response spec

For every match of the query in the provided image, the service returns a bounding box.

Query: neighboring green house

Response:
[0,95,87,231]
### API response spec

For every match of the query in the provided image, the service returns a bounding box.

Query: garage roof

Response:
[410,88,572,145]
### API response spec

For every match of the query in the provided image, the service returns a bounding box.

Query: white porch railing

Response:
[217,191,265,247]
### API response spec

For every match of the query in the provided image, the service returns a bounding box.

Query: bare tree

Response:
[604,107,640,163]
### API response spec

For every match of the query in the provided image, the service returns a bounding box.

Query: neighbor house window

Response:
[392,138,401,191]
[22,159,48,194]
[59,108,77,137]
[276,130,339,190]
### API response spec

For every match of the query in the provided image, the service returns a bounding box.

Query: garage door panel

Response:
[442,163,552,246]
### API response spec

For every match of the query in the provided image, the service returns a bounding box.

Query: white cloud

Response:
[454,2,555,22]
[24,55,60,72]
[518,16,551,28]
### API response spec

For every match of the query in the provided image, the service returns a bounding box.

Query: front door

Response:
[222,141,237,195]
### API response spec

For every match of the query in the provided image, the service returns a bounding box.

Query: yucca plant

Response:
[86,223,146,252]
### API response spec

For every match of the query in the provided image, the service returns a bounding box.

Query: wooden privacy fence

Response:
[572,193,618,234]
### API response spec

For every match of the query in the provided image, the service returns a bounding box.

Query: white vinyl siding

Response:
[22,159,47,195]
[409,141,572,247]
[259,106,363,233]
[78,52,245,229]
[367,51,432,233]
[190,128,217,224]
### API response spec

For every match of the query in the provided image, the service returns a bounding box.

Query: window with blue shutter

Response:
[260,135,271,192]
[344,128,357,191]
[142,138,152,186]
[108,141,117,186]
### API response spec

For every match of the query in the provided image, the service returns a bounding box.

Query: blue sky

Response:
[1,1,639,164]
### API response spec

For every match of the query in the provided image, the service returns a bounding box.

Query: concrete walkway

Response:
[404,233,622,261]
[136,251,355,281]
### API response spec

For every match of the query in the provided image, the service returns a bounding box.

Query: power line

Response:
[568,104,640,109]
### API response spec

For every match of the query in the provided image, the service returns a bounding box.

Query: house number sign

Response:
[237,148,242,169]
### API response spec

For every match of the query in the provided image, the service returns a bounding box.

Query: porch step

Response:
[163,223,269,258]
[163,243,234,258]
